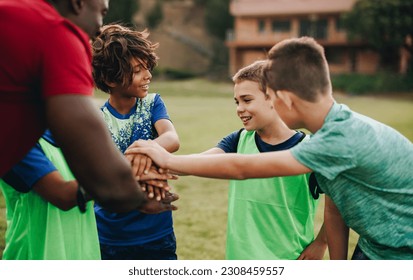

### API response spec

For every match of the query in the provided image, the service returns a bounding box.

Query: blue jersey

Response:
[2,130,57,192]
[95,93,174,246]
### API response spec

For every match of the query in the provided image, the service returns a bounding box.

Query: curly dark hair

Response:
[92,24,159,93]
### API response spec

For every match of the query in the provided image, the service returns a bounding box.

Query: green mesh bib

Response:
[0,138,100,259]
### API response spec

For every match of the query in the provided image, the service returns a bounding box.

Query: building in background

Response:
[226,0,380,76]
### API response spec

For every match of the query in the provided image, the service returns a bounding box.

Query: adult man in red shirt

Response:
[0,0,175,213]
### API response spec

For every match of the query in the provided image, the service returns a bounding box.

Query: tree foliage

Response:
[146,0,164,29]
[204,0,233,40]
[104,0,140,26]
[343,0,413,70]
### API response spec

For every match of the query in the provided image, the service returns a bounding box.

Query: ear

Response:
[70,0,84,15]
[276,90,293,110]
[105,81,117,88]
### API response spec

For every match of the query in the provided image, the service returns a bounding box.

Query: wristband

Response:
[77,184,87,213]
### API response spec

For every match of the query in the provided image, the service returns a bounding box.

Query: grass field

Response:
[1,78,412,259]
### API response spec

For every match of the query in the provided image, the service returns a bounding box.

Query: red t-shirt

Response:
[0,0,94,176]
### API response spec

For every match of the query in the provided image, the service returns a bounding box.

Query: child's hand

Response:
[297,238,327,260]
[145,184,166,201]
[125,140,170,169]
[139,166,177,200]
[138,166,178,182]
[128,153,152,178]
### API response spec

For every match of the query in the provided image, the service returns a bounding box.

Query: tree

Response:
[104,0,140,26]
[146,0,164,29]
[204,0,233,40]
[343,0,413,72]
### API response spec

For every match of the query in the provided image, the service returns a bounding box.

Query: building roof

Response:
[230,0,357,16]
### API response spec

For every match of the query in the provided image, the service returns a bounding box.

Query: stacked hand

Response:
[125,140,171,169]
[125,143,179,214]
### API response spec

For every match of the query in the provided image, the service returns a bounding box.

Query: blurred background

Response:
[104,0,413,94]
[1,0,412,260]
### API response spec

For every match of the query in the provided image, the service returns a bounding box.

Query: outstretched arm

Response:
[125,140,311,179]
[46,94,146,213]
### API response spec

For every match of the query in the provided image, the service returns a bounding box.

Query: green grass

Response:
[1,78,412,259]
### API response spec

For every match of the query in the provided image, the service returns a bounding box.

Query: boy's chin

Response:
[244,126,255,132]
[137,92,148,99]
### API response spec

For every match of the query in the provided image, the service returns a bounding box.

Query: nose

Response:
[144,69,152,81]
[236,103,245,114]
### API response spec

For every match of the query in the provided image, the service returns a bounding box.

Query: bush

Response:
[163,68,197,80]
[331,73,413,95]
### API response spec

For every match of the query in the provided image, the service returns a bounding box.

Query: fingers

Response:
[138,167,177,182]
[124,147,147,156]
[134,154,152,176]
[146,184,155,199]
[125,139,156,155]
[153,186,161,201]
[126,154,139,180]
[140,182,147,192]
[143,180,170,192]
[144,157,152,175]
[139,195,178,214]
[163,192,179,203]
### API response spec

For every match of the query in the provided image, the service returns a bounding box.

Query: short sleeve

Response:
[151,94,171,123]
[290,125,356,180]
[41,22,94,98]
[2,143,57,192]
[217,130,242,153]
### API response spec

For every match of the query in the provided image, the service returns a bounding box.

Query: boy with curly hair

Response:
[92,24,180,260]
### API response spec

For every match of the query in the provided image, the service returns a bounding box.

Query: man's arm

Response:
[125,140,311,179]
[325,195,349,259]
[46,94,146,213]
[33,172,85,211]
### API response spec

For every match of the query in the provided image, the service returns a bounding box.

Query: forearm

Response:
[325,196,349,259]
[165,151,308,179]
[46,95,146,212]
[154,131,180,153]
[314,223,328,246]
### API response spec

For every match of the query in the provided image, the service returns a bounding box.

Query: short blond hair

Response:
[232,60,267,93]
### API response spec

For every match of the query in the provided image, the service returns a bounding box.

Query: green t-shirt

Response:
[226,130,317,260]
[0,138,100,260]
[291,102,413,260]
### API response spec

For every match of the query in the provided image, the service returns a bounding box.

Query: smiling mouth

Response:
[240,116,252,123]
[141,84,149,90]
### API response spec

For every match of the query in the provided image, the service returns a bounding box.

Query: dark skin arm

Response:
[46,94,148,213]
[33,170,179,213]
[33,171,84,211]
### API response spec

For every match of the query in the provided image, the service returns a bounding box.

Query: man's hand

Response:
[139,191,179,214]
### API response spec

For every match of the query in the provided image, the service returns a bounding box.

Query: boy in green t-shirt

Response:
[125,37,413,260]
